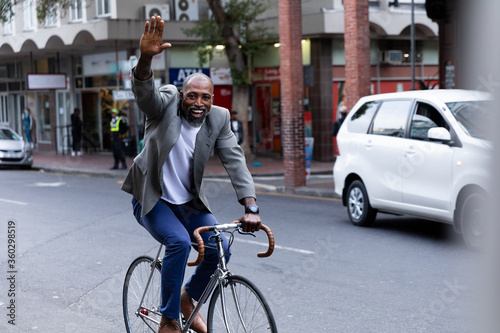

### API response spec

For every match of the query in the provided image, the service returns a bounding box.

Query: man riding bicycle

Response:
[121,16,262,333]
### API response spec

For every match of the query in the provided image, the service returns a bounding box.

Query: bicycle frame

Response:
[181,227,230,332]
[133,223,274,333]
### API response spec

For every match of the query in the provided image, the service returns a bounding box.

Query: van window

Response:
[371,100,412,137]
[347,101,379,134]
[410,102,449,141]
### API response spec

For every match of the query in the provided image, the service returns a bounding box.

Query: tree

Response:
[183,0,275,155]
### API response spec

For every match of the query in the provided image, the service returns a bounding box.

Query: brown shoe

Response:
[180,286,207,333]
[158,316,180,333]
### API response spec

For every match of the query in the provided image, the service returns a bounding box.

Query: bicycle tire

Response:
[207,275,277,333]
[123,256,162,333]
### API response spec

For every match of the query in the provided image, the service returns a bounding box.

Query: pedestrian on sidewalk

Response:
[333,105,349,157]
[23,108,34,148]
[110,108,128,170]
[230,110,244,145]
[121,16,261,333]
[71,108,83,156]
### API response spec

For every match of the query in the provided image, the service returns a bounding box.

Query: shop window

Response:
[38,94,52,142]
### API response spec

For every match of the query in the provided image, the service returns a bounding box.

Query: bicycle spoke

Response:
[123,256,162,333]
[208,276,277,333]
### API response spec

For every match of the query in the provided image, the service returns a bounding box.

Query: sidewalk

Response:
[32,151,337,198]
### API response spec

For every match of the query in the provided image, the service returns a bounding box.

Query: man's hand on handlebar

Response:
[239,213,262,233]
[240,197,262,233]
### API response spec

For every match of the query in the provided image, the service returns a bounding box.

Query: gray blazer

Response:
[121,72,256,217]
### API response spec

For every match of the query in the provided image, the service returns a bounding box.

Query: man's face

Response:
[180,78,213,127]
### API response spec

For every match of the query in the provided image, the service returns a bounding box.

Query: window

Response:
[97,0,111,16]
[371,100,413,137]
[45,4,58,27]
[70,0,84,21]
[3,13,13,35]
[0,95,8,124]
[38,93,52,142]
[24,0,36,31]
[447,101,492,140]
[410,102,448,141]
[347,101,380,134]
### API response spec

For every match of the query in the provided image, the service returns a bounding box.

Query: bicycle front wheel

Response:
[207,275,277,333]
[123,256,162,333]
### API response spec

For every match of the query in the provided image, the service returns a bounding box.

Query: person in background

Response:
[71,108,83,156]
[333,105,349,157]
[230,110,244,145]
[24,108,34,147]
[333,105,348,138]
[110,109,128,170]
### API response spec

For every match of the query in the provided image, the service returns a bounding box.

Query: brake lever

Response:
[237,228,256,238]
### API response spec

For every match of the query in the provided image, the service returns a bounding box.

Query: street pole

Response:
[411,0,415,90]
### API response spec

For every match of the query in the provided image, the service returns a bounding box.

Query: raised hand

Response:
[140,16,171,59]
[135,16,171,80]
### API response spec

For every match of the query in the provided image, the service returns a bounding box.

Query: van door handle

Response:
[405,146,416,155]
[365,140,374,149]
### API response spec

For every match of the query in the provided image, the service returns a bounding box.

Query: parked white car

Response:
[333,89,492,249]
[0,125,33,168]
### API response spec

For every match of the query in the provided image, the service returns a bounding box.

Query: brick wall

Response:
[279,0,306,189]
[344,0,371,109]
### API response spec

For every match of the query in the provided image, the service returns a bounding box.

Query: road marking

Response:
[31,182,66,187]
[0,198,28,205]
[206,178,278,192]
[256,191,340,202]
[234,238,314,255]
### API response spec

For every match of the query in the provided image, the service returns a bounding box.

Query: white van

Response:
[333,89,493,249]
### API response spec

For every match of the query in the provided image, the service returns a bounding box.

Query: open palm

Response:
[140,16,171,58]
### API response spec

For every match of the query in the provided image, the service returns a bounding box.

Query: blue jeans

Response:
[132,197,231,319]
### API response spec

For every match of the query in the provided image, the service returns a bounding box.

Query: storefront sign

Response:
[112,90,135,101]
[169,68,210,86]
[210,67,233,85]
[251,67,280,83]
[83,51,127,76]
[27,74,67,90]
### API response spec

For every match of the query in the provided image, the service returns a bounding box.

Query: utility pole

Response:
[344,0,371,109]
[278,0,306,191]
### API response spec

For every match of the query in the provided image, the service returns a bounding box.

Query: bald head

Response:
[182,73,213,94]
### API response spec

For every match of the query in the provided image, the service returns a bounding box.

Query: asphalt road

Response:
[0,169,488,332]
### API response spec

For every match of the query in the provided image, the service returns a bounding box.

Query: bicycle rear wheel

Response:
[123,256,162,333]
[207,275,277,333]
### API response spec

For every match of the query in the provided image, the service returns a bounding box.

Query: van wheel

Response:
[347,180,377,226]
[460,193,485,250]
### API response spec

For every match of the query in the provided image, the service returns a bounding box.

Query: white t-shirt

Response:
[161,119,201,204]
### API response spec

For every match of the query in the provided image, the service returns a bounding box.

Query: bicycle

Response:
[123,222,277,333]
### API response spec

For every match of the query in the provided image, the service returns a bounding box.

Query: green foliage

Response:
[183,0,276,86]
[0,0,15,24]
[36,0,72,24]
[0,0,73,24]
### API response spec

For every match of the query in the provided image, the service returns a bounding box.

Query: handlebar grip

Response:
[257,224,275,258]
[187,226,211,267]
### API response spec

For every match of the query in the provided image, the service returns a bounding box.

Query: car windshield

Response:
[0,128,20,141]
[446,101,492,140]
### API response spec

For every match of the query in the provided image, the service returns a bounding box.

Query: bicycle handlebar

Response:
[187,222,275,267]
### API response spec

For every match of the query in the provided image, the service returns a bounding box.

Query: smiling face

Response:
[180,74,214,127]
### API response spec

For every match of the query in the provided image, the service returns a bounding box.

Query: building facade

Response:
[0,0,438,160]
